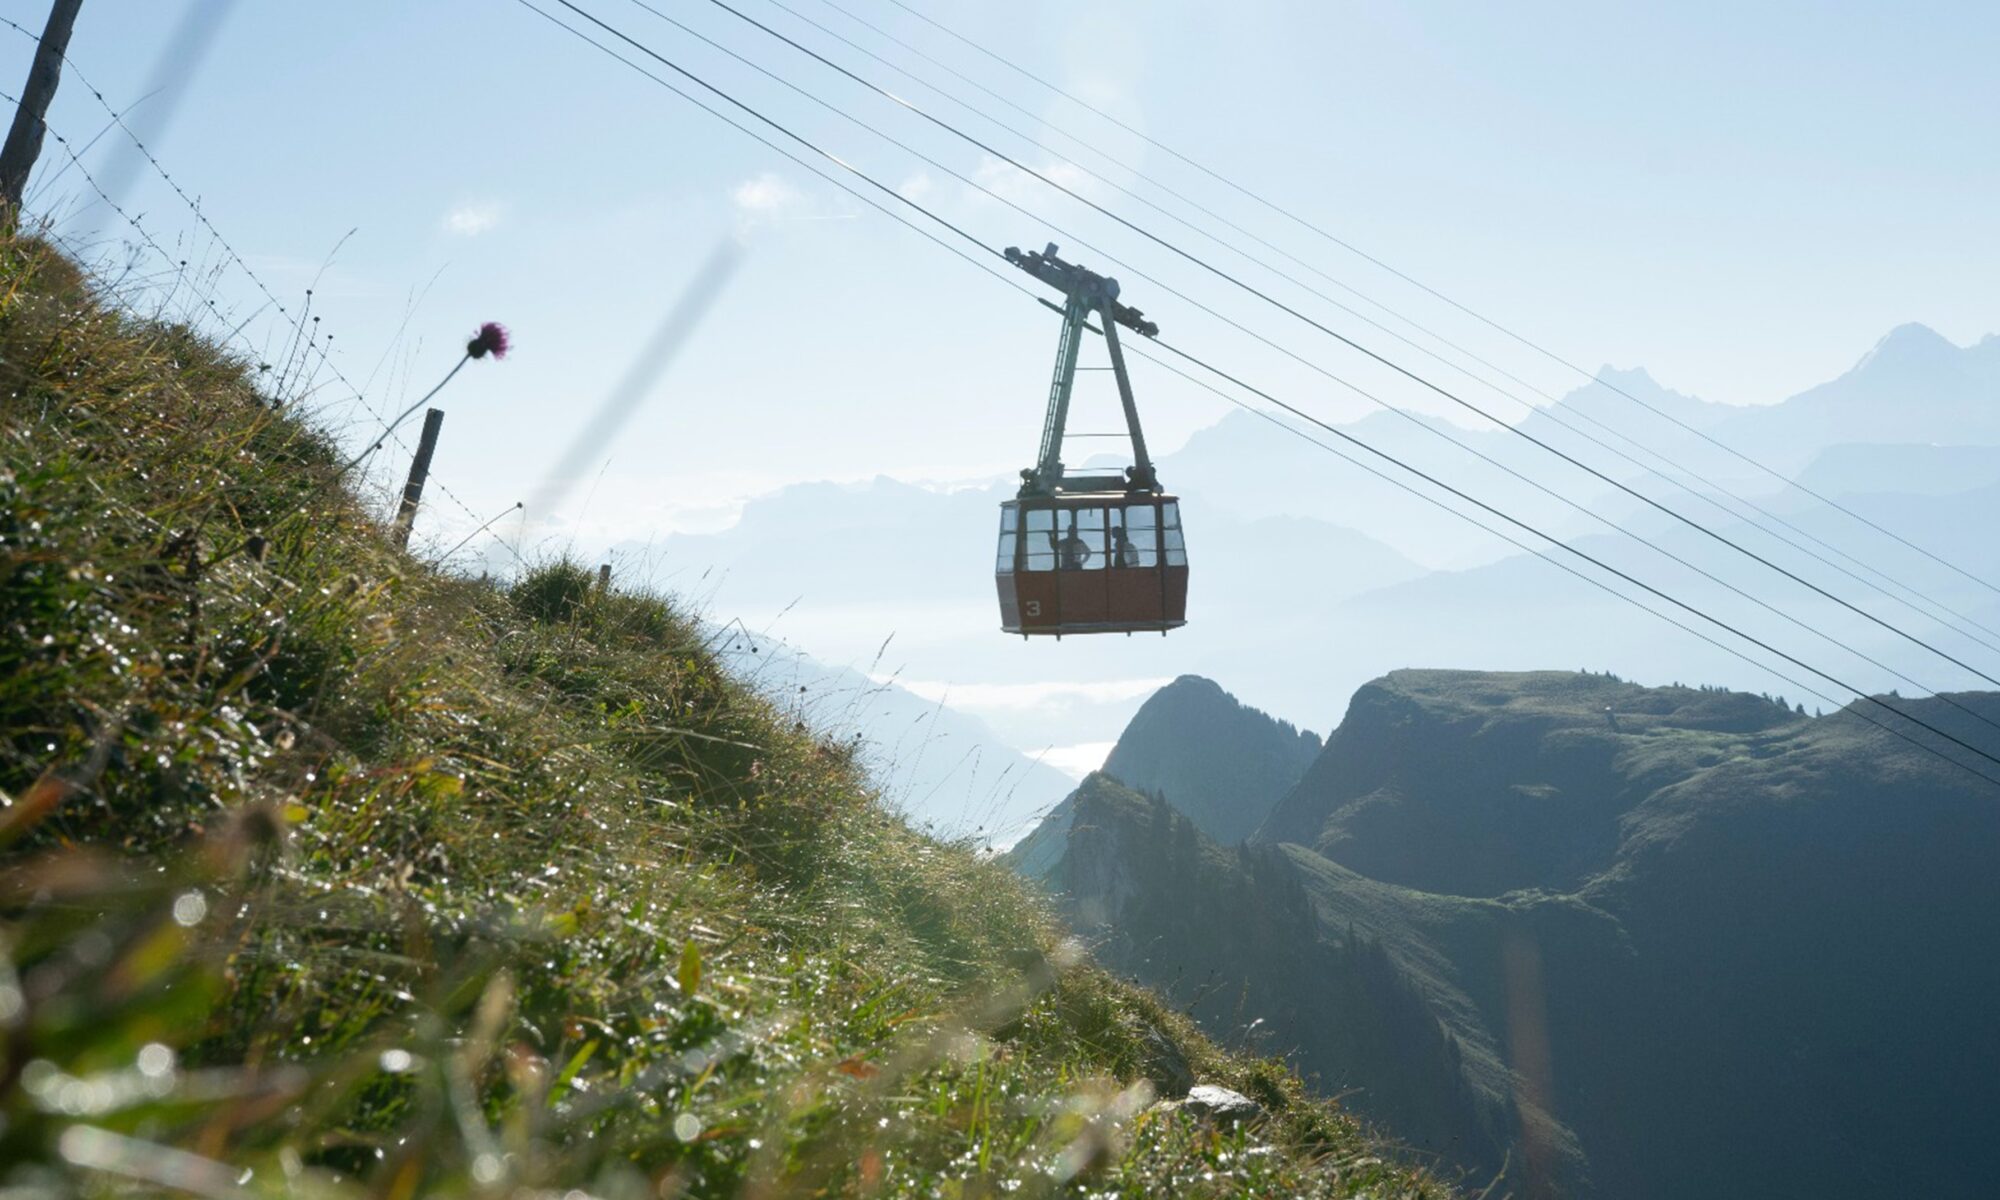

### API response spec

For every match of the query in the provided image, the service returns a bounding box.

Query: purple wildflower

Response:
[467,321,510,360]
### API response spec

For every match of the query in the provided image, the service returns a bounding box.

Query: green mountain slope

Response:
[1005,676,1319,878]
[1055,669,2000,1198]
[1051,776,1586,1195]
[0,237,1451,1199]
[1258,669,1807,896]
[1104,676,1323,846]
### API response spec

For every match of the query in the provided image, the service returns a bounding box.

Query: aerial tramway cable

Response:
[1141,332,2000,777]
[1124,341,2000,789]
[599,0,2000,714]
[722,0,2000,663]
[513,0,2000,785]
[872,0,2000,604]
[683,0,2000,696]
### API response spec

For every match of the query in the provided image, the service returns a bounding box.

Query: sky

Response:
[5,0,1998,555]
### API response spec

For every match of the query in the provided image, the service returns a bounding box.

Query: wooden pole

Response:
[0,0,86,218]
[392,408,445,549]
[597,563,612,590]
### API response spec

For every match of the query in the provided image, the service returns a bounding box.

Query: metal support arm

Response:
[1099,317,1156,491]
[1007,243,1161,496]
[1032,294,1088,487]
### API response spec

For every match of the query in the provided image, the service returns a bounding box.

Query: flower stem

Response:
[342,352,471,473]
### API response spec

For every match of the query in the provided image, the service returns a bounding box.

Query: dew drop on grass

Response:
[172,891,208,926]
[136,1043,175,1078]
[673,1113,702,1142]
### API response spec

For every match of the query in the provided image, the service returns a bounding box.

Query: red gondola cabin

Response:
[994,244,1190,637]
[996,493,1188,635]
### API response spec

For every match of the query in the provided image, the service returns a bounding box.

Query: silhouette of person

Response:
[1056,517,1093,570]
[1112,524,1141,567]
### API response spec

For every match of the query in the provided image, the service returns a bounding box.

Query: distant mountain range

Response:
[1714,324,2000,473]
[1020,670,2000,1198]
[648,322,2000,769]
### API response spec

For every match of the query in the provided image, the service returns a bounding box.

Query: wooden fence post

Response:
[392,408,445,549]
[0,0,86,216]
[597,563,612,590]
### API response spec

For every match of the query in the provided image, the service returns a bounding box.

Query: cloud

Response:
[443,202,503,236]
[732,172,804,218]
[877,677,1173,712]
[1038,741,1116,780]
[730,173,861,231]
[969,155,1096,207]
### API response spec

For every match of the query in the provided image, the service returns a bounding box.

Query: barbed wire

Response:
[0,80,514,560]
[0,22,499,543]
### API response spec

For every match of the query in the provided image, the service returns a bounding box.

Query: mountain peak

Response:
[1593,363,1661,389]
[1545,364,1725,431]
[1004,676,1322,880]
[1854,322,1957,372]
[1153,674,1230,702]
[1101,676,1322,846]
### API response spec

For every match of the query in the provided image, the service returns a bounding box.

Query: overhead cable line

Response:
[683,0,2000,694]
[1143,330,2000,777]
[516,0,1000,280]
[515,0,2000,785]
[733,0,2000,663]
[609,0,2000,707]
[1123,340,2000,789]
[875,0,2000,603]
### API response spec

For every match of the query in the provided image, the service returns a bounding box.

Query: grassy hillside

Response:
[0,235,1453,1198]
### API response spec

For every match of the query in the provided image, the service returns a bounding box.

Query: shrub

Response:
[511,558,597,623]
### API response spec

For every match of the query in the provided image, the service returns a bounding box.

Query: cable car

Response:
[995,244,1188,637]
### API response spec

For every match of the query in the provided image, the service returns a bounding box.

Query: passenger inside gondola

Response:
[1056,517,1092,570]
[1112,524,1140,568]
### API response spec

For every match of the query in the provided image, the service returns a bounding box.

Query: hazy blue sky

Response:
[7,0,1996,551]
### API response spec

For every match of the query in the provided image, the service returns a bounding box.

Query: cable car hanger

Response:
[994,244,1189,637]
[1006,242,1160,497]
